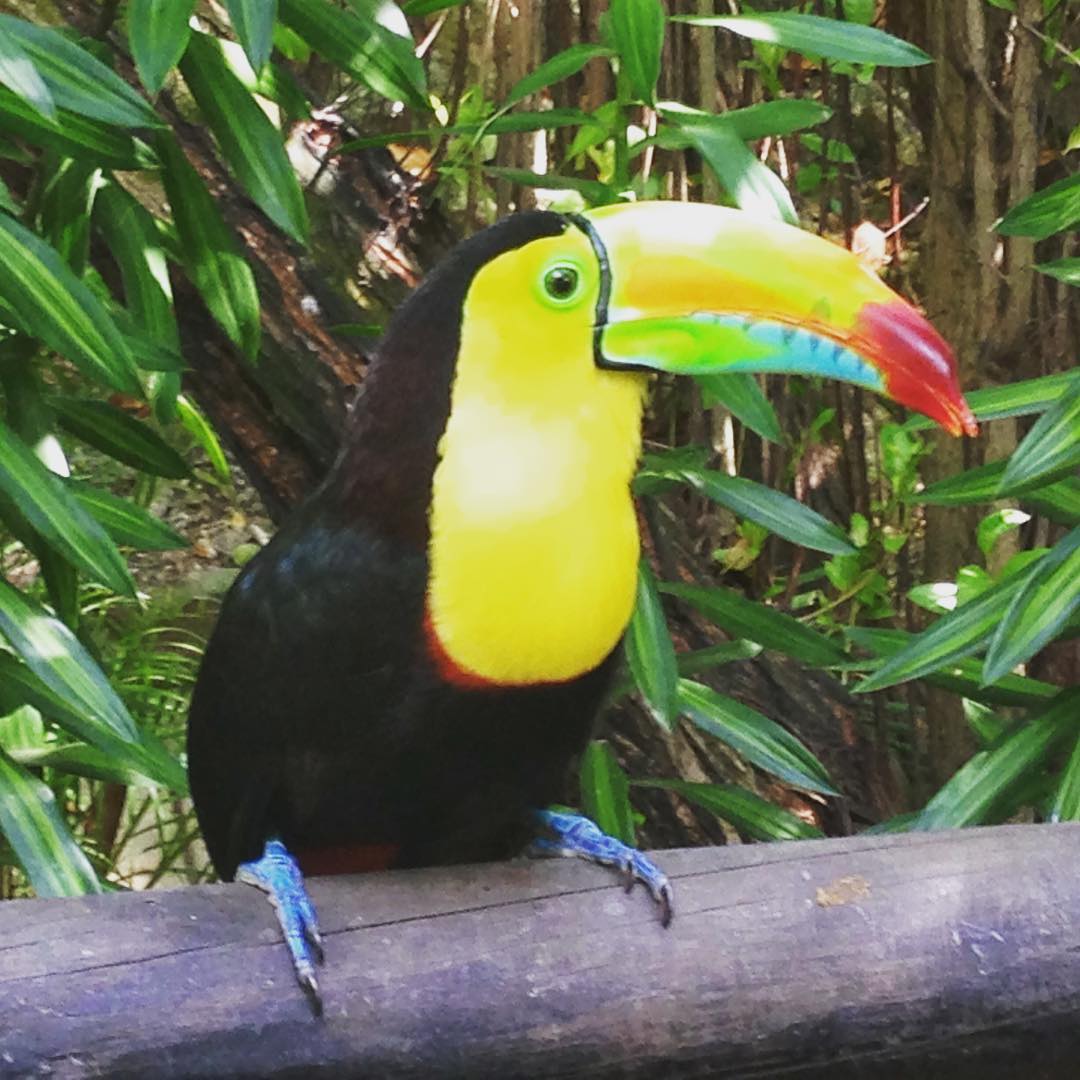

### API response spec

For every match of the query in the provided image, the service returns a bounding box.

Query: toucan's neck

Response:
[322,212,570,547]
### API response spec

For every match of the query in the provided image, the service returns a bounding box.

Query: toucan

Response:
[188,201,975,1013]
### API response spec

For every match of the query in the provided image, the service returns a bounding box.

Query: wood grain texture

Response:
[3,825,1080,1078]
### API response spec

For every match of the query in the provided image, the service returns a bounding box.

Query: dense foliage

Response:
[0,0,1075,896]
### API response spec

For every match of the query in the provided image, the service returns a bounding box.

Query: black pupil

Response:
[546,267,578,298]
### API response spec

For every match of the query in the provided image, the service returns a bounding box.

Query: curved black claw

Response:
[237,838,325,1017]
[529,809,675,926]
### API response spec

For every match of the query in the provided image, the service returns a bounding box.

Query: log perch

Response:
[3,824,1080,1078]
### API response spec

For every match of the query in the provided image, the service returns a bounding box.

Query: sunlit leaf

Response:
[279,0,428,110]
[674,12,931,67]
[0,15,162,129]
[0,748,102,896]
[1050,728,1080,822]
[677,679,838,795]
[1035,257,1080,287]
[175,394,231,481]
[657,99,831,143]
[0,30,54,118]
[674,116,796,223]
[0,212,141,395]
[610,0,665,102]
[637,778,822,840]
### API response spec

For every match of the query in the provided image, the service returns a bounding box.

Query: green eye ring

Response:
[541,263,584,305]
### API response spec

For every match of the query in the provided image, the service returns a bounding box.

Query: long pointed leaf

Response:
[579,740,635,844]
[983,527,1080,685]
[0,420,134,595]
[997,174,1080,240]
[0,31,54,118]
[625,559,679,730]
[696,372,783,443]
[677,679,838,795]
[915,689,1080,830]
[180,33,308,244]
[0,15,162,129]
[610,0,665,103]
[227,0,278,72]
[503,44,613,110]
[128,0,196,93]
[637,778,822,840]
[855,562,1041,693]
[0,748,102,896]
[674,12,931,67]
[663,581,846,666]
[1000,382,1080,494]
[0,212,141,394]
[157,134,261,358]
[68,480,188,551]
[905,370,1079,431]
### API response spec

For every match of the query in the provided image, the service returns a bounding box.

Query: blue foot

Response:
[236,838,324,1014]
[529,809,674,926]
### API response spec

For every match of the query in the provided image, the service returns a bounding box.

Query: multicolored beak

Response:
[575,202,977,437]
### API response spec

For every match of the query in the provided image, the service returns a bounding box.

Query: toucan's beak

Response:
[576,202,977,437]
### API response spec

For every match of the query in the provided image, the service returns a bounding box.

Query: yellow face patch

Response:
[427,227,647,685]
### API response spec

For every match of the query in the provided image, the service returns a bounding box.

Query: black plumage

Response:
[187,211,617,881]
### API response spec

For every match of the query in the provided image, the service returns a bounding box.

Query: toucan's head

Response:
[452,201,975,437]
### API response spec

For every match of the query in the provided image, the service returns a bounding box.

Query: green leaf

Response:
[610,0,665,102]
[658,468,856,556]
[579,740,635,844]
[1000,382,1080,494]
[0,30,55,118]
[914,460,1009,506]
[1023,476,1080,527]
[997,174,1080,240]
[1035,257,1080,287]
[483,166,613,204]
[156,133,261,358]
[983,527,1080,685]
[503,44,613,110]
[0,16,162,129]
[696,372,783,443]
[0,748,102,896]
[914,689,1080,829]
[625,560,679,730]
[906,371,1078,431]
[180,33,308,244]
[0,582,137,742]
[674,12,931,67]
[128,0,196,93]
[7,741,151,786]
[0,212,141,395]
[854,562,1040,693]
[37,156,99,275]
[657,99,831,142]
[175,393,231,481]
[677,679,837,795]
[94,182,180,395]
[977,508,1030,559]
[402,0,468,13]
[0,86,156,169]
[0,652,186,791]
[672,115,796,224]
[227,0,278,72]
[0,420,134,596]
[638,778,822,840]
[662,581,846,666]
[68,480,187,551]
[49,397,189,479]
[278,0,428,111]
[1050,728,1080,822]
[847,627,1060,707]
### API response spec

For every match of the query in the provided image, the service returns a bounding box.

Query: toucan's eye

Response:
[542,264,582,304]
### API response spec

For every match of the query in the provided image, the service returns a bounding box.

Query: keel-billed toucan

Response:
[188,201,975,1012]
